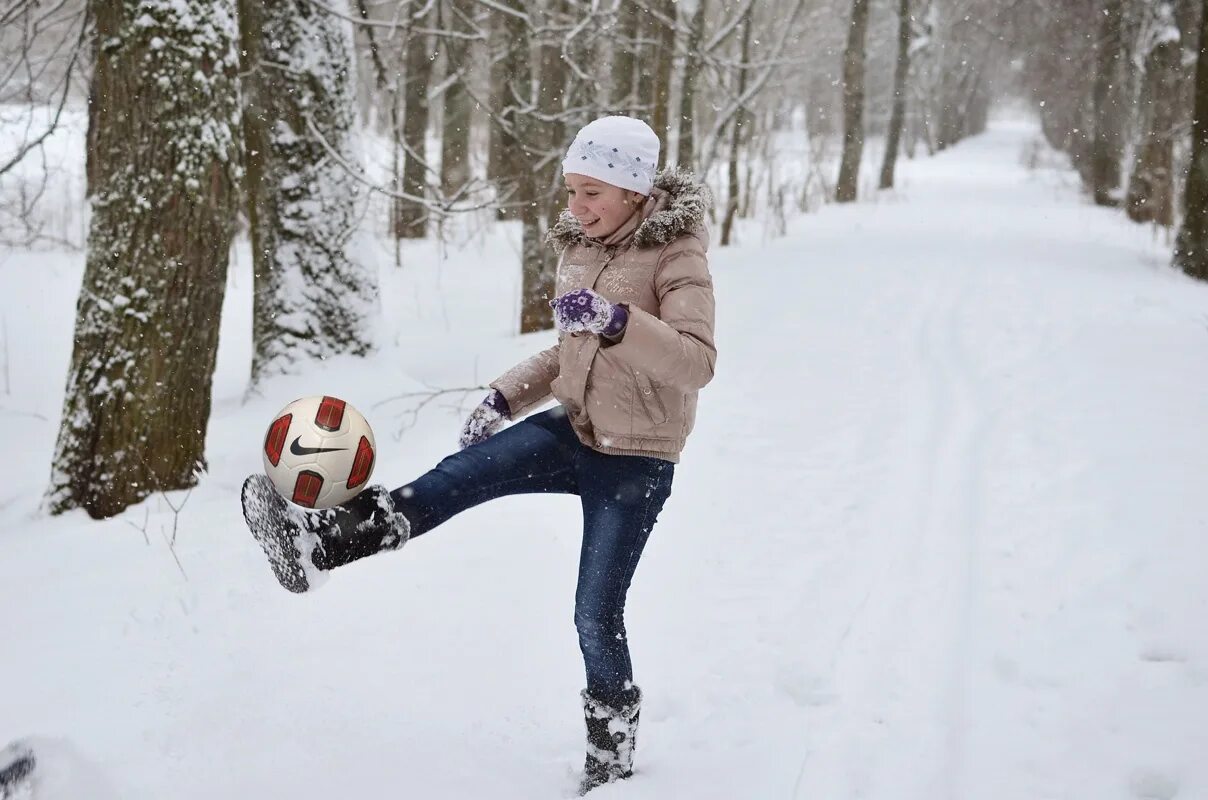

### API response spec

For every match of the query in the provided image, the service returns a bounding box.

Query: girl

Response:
[241,115,717,795]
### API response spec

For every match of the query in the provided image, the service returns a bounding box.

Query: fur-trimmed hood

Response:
[547,168,712,253]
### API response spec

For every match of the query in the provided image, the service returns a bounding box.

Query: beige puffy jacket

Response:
[491,169,716,463]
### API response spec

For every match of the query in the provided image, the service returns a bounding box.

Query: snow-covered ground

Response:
[2,113,1206,799]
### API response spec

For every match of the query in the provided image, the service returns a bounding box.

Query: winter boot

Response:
[578,685,642,795]
[0,741,35,799]
[240,474,410,593]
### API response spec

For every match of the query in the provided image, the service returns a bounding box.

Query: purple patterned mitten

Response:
[549,289,629,337]
[458,389,511,450]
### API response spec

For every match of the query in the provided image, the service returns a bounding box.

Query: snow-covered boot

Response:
[240,474,410,593]
[0,741,35,799]
[578,686,642,795]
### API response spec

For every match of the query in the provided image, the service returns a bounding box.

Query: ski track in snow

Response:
[2,113,1207,799]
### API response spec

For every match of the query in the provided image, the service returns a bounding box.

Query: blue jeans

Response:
[389,406,675,704]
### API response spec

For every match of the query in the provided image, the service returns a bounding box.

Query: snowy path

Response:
[650,117,1208,800]
[2,115,1207,799]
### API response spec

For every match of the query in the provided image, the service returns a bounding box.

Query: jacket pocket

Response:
[635,374,669,426]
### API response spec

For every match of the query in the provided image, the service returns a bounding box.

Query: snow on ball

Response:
[261,395,376,509]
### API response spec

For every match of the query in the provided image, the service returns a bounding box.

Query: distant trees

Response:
[1021,0,1200,227]
[8,0,1208,519]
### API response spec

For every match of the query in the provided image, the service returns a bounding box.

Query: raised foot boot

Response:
[578,685,641,795]
[240,474,410,593]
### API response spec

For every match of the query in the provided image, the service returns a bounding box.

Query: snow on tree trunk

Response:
[1174,0,1208,281]
[239,0,378,386]
[1127,3,1181,226]
[879,0,912,190]
[46,0,240,519]
[836,0,870,203]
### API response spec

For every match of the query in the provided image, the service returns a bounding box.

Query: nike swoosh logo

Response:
[289,436,348,456]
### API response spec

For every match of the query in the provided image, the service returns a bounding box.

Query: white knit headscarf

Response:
[561,116,660,195]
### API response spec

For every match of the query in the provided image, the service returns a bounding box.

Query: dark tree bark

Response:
[488,0,527,219]
[395,7,435,238]
[1091,0,1125,206]
[879,0,912,189]
[239,0,377,386]
[1127,8,1181,226]
[519,0,563,334]
[644,0,676,156]
[612,2,639,113]
[721,6,753,246]
[1173,0,1208,281]
[440,0,474,193]
[676,0,708,168]
[47,0,239,518]
[836,0,870,203]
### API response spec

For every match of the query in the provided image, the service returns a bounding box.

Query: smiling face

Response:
[564,174,647,239]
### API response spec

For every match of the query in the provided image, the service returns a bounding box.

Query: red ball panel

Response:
[264,413,292,467]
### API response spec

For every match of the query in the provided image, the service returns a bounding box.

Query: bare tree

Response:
[720,4,753,245]
[879,0,912,189]
[395,4,436,238]
[836,0,870,203]
[488,0,528,219]
[1126,0,1182,225]
[675,0,709,168]
[612,1,639,112]
[638,0,677,152]
[439,0,476,193]
[47,0,240,518]
[518,0,564,334]
[1091,0,1126,206]
[0,0,89,248]
[1173,0,1208,280]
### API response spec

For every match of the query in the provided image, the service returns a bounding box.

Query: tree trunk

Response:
[1091,0,1125,206]
[47,0,239,518]
[240,0,378,386]
[649,0,676,158]
[612,2,639,113]
[879,0,912,189]
[395,9,435,238]
[488,1,527,219]
[676,0,708,168]
[721,6,753,245]
[519,0,564,334]
[440,0,474,193]
[836,0,870,203]
[1127,5,1180,226]
[1173,0,1208,281]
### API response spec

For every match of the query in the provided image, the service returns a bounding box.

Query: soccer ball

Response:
[262,395,377,509]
